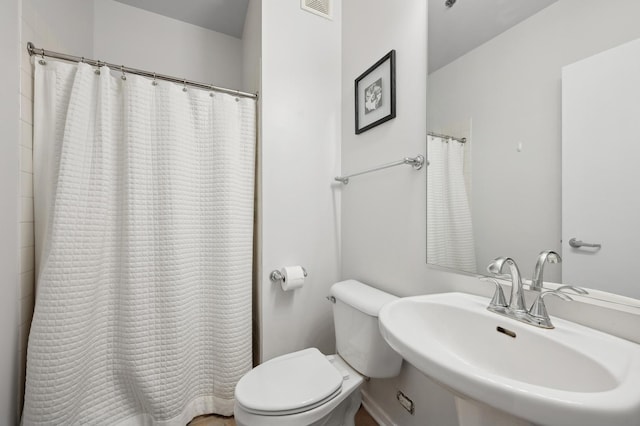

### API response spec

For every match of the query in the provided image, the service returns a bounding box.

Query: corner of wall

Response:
[1,0,22,422]
[242,0,262,94]
[259,0,342,362]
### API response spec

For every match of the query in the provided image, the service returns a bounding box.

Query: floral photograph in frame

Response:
[355,50,396,134]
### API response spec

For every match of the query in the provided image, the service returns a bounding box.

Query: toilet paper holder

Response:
[270,267,308,282]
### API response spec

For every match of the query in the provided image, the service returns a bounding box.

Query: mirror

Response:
[426,0,640,302]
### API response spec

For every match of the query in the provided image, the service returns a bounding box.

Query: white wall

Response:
[242,0,261,94]
[428,0,640,281]
[341,0,450,299]
[93,0,243,90]
[259,1,342,362]
[22,0,94,56]
[1,0,21,422]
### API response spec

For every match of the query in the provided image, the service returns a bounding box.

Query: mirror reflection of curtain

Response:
[427,135,476,272]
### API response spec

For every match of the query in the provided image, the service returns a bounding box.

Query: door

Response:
[562,38,640,299]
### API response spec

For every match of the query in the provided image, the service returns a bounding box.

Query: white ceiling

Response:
[113,0,558,71]
[113,0,250,39]
[428,0,558,73]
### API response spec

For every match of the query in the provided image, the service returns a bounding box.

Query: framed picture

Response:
[355,50,396,134]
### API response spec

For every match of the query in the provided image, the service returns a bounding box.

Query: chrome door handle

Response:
[569,238,601,249]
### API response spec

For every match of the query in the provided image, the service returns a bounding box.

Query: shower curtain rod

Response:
[27,42,258,100]
[428,131,467,143]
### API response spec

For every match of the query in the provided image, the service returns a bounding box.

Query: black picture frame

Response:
[355,50,396,134]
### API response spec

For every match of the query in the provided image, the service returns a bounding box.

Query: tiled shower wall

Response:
[17,0,93,414]
[17,16,35,416]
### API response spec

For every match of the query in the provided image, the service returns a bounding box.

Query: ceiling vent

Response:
[301,0,332,20]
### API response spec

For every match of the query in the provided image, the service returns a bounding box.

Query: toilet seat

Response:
[235,348,344,416]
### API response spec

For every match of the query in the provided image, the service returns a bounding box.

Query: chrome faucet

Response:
[487,257,527,313]
[485,256,587,329]
[531,250,562,292]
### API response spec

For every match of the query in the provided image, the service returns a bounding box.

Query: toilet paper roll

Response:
[281,266,305,291]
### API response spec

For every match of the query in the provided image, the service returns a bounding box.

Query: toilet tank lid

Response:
[330,280,398,317]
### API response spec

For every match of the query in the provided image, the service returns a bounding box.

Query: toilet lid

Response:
[235,348,343,415]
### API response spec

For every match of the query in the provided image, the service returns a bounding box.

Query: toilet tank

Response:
[330,280,402,378]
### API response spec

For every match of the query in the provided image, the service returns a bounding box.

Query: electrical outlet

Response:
[396,390,415,415]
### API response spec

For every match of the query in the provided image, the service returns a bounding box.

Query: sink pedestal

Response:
[455,397,532,426]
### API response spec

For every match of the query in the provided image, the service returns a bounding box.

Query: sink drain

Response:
[496,326,517,338]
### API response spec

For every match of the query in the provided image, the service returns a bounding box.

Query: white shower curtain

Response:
[24,59,256,425]
[427,135,476,272]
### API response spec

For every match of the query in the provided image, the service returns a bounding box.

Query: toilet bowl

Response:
[234,349,363,426]
[233,280,403,426]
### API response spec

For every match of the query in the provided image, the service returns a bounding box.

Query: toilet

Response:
[233,279,403,426]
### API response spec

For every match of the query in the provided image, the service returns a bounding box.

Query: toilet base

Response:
[234,354,364,426]
[235,389,361,426]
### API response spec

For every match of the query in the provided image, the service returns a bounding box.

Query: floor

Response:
[188,406,378,425]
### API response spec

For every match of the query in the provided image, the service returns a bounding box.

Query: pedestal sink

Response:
[378,292,640,426]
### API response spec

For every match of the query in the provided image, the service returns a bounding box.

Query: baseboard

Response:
[361,389,397,426]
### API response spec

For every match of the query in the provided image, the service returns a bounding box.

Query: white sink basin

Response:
[378,292,640,426]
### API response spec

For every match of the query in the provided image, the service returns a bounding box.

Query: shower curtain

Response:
[23,59,256,425]
[427,135,476,272]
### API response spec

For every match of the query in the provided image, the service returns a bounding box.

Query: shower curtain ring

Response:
[38,50,46,65]
[182,79,188,92]
[95,60,101,75]
[121,65,127,81]
[152,72,158,86]
[209,84,215,97]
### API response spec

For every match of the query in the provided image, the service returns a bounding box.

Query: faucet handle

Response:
[556,285,588,295]
[480,277,507,309]
[529,291,570,329]
[528,286,588,329]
